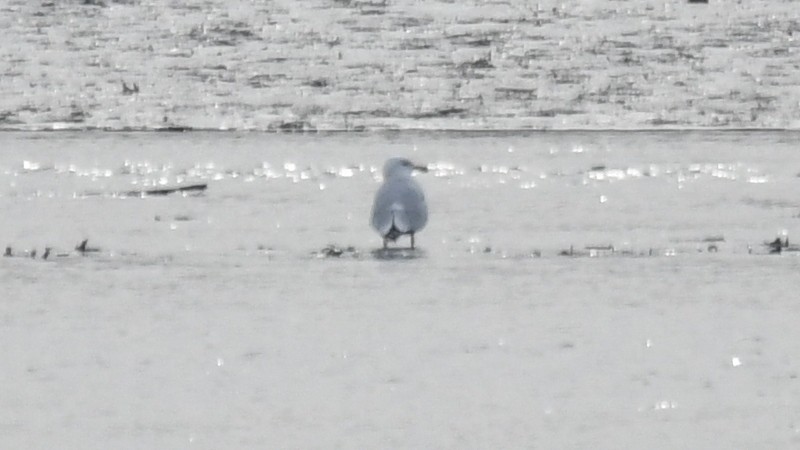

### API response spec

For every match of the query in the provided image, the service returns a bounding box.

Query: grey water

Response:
[2,0,800,131]
[1,130,800,448]
[3,0,800,447]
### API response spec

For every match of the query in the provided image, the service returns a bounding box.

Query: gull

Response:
[371,157,429,249]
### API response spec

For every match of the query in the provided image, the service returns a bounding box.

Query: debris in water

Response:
[75,239,100,255]
[122,81,139,95]
[559,245,575,257]
[765,235,790,254]
[314,244,359,258]
[125,183,207,197]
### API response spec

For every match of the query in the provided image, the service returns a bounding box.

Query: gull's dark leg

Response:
[410,233,415,250]
[383,237,388,249]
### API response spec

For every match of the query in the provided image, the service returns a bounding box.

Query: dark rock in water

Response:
[3,247,11,257]
[688,0,708,3]
[43,247,51,260]
[30,249,37,259]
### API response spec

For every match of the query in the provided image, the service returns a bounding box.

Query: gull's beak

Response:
[413,163,429,173]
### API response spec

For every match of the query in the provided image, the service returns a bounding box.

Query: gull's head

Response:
[382,157,428,179]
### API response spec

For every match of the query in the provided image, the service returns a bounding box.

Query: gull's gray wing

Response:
[371,176,428,236]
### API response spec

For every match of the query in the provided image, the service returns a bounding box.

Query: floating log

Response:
[82,183,207,198]
[124,183,207,197]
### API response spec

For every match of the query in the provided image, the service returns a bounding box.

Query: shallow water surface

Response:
[1,131,799,448]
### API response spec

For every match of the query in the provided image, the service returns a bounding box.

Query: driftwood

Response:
[81,183,208,198]
[124,183,207,197]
